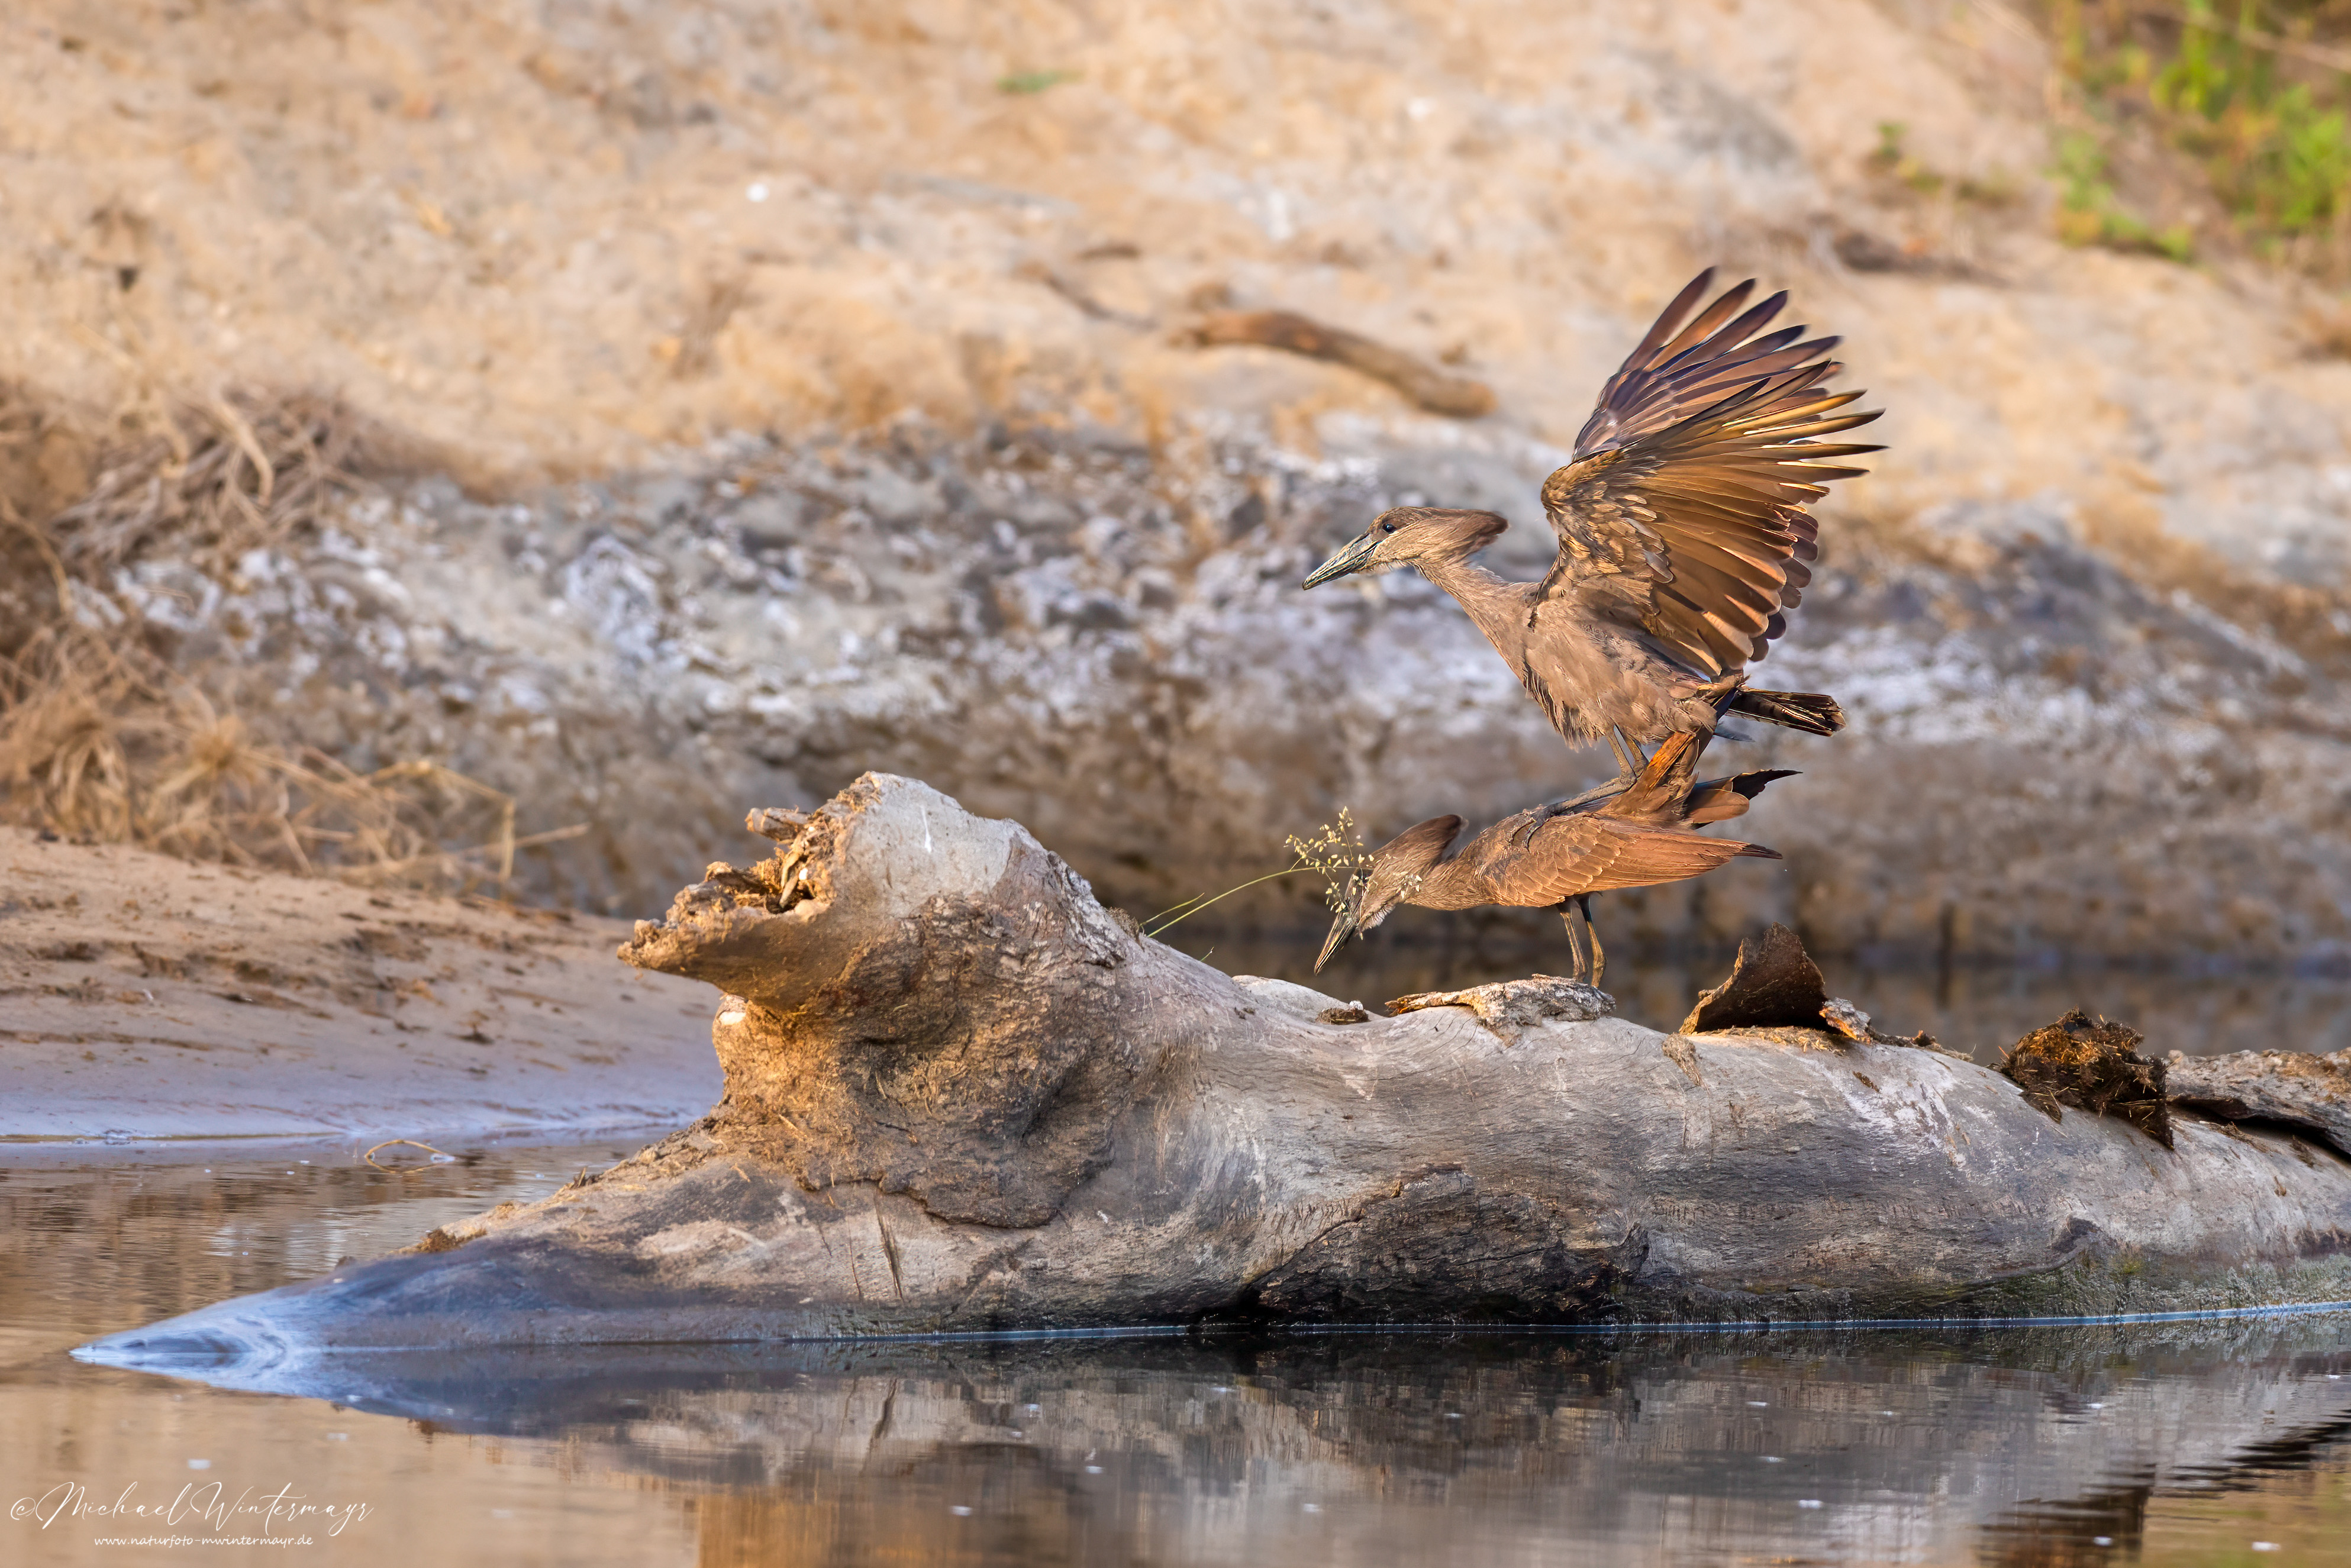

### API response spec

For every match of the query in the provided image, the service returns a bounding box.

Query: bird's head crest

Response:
[1301,508,1507,588]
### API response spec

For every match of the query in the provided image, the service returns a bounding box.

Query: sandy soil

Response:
[0,827,720,1141]
[6,0,2347,566]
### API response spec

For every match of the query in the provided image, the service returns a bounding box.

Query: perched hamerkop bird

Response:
[1302,270,1881,776]
[1314,720,1791,982]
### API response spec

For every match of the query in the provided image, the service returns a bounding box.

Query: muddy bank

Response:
[0,827,717,1141]
[78,776,2351,1366]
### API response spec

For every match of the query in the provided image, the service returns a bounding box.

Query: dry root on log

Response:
[76,774,2351,1369]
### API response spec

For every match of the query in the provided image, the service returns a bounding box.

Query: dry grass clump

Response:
[0,384,556,895]
[44,389,362,576]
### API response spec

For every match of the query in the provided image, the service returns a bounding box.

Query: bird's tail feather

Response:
[1727,687,1844,737]
[1685,768,1799,825]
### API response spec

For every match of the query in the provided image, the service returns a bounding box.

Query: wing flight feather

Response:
[1539,275,1882,676]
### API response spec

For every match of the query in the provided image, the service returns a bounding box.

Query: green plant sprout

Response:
[998,68,1079,95]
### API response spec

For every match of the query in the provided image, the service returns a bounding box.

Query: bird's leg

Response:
[1607,730,1639,779]
[1615,728,1650,773]
[1560,909,1588,983]
[1576,894,1605,987]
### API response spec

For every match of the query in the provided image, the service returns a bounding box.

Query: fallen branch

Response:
[78,773,2351,1367]
[1181,310,1497,418]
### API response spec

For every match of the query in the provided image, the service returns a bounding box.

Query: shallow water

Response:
[4,1139,2349,1566]
[1195,930,2351,1063]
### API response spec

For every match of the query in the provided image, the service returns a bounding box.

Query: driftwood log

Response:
[80,774,2351,1369]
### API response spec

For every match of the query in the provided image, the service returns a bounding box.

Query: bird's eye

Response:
[1379,521,1397,534]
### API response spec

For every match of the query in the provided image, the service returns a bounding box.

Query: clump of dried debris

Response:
[2001,1009,2173,1148]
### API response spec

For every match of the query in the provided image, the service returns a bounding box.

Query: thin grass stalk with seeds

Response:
[1139,809,1379,939]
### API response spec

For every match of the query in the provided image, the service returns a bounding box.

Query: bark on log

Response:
[2165,1048,2351,1160]
[78,774,2351,1370]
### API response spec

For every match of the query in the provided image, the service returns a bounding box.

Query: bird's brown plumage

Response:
[1301,270,1876,759]
[1315,725,1787,972]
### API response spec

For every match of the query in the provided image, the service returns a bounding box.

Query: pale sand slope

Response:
[0,829,720,1141]
[6,0,2347,573]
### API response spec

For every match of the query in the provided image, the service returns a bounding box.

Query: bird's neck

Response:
[1414,553,1536,659]
[1405,853,1487,912]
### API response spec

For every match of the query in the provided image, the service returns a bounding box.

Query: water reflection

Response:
[1190,920,2351,1062]
[81,1323,2351,1567]
[6,1150,2350,1567]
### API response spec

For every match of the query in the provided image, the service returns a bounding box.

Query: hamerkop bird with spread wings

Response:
[1302,270,1881,776]
[1315,722,1791,982]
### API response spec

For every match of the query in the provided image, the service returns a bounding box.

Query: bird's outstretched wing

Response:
[1534,270,1882,676]
[1492,816,1774,904]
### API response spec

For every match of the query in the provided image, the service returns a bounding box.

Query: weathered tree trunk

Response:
[81,775,2351,1368]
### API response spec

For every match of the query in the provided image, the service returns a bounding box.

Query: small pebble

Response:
[949,1505,973,1517]
[188,1460,210,1470]
[1797,1500,1822,1509]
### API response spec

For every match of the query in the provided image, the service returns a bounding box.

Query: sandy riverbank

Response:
[0,827,719,1142]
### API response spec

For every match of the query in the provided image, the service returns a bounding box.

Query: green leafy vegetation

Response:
[1866,122,2025,209]
[2052,128,2198,259]
[1871,121,1949,194]
[2048,1,2351,275]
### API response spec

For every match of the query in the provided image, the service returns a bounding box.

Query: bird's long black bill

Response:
[1314,909,1357,973]
[1301,533,1377,588]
